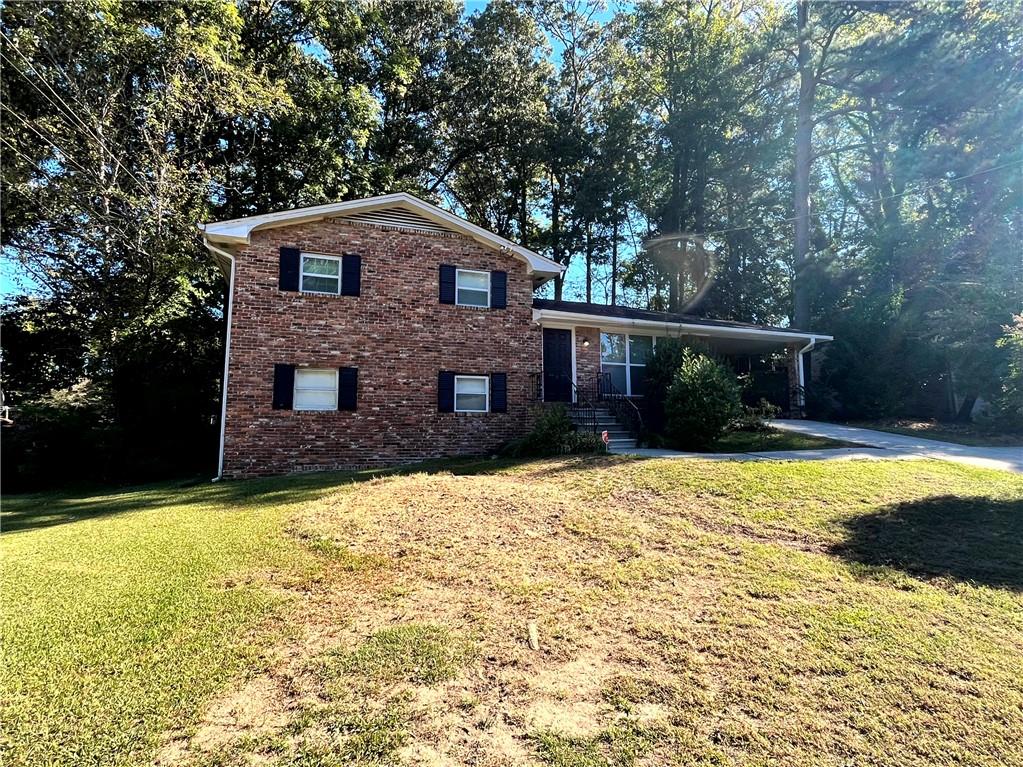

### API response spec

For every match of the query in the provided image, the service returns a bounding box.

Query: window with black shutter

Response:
[279,247,300,292]
[439,265,456,304]
[339,367,358,410]
[272,364,295,409]
[490,373,507,412]
[438,370,455,412]
[341,254,361,296]
[490,271,507,309]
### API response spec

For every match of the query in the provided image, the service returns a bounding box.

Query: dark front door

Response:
[542,328,573,402]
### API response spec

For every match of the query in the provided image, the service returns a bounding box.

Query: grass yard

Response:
[709,426,860,452]
[2,457,1021,767]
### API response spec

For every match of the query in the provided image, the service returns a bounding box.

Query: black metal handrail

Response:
[528,372,544,402]
[568,375,600,433]
[596,372,644,437]
[540,373,601,433]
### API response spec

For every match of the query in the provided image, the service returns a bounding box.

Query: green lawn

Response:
[2,458,1021,767]
[710,426,859,452]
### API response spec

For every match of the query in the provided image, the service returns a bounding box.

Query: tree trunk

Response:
[585,222,593,303]
[610,218,618,306]
[519,166,528,248]
[955,394,978,423]
[793,0,814,331]
[551,171,563,301]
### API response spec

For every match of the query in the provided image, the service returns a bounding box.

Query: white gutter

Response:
[533,308,833,345]
[796,337,817,410]
[202,237,236,481]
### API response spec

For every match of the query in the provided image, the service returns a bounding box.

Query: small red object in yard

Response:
[601,430,609,445]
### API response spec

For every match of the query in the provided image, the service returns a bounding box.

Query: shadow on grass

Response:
[0,456,525,534]
[832,495,1023,590]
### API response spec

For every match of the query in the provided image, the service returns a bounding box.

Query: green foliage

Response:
[663,350,742,450]
[502,405,606,458]
[988,315,1023,430]
[641,337,706,434]
[2,0,1021,490]
[731,399,782,433]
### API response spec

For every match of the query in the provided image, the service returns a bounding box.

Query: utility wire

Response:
[1,102,100,179]
[0,37,155,196]
[1,134,145,246]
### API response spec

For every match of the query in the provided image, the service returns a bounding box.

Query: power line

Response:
[697,159,1023,240]
[1,102,99,179]
[1,135,145,246]
[0,37,155,196]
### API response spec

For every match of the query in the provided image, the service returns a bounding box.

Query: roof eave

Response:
[199,193,566,276]
[532,307,833,343]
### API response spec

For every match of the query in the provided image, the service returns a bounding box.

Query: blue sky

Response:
[1,256,36,299]
[2,2,626,303]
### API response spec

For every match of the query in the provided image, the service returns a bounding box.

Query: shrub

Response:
[641,337,708,434]
[731,399,781,433]
[664,349,742,449]
[987,314,1023,430]
[502,405,606,458]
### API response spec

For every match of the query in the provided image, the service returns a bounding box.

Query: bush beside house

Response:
[663,349,743,449]
[501,405,606,458]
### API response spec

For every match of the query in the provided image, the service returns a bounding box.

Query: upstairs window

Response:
[294,368,338,410]
[454,375,489,412]
[300,254,341,295]
[456,269,490,308]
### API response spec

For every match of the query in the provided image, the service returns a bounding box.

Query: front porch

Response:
[531,300,833,435]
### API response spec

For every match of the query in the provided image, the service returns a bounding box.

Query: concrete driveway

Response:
[614,420,1022,474]
[769,420,1023,474]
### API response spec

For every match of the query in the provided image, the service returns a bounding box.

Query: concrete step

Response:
[607,439,637,450]
[570,418,620,427]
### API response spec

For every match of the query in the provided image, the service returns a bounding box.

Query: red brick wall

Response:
[223,220,541,477]
[574,326,602,389]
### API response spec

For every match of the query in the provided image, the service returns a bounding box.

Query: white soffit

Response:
[198,193,564,277]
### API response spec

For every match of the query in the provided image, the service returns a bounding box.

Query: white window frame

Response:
[299,253,342,295]
[455,268,491,308]
[600,333,655,397]
[294,368,339,411]
[454,374,490,413]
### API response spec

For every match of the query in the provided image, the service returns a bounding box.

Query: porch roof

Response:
[532,299,832,353]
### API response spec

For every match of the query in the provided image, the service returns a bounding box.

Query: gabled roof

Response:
[199,192,565,280]
[533,299,832,343]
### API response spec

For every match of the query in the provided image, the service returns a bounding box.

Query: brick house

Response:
[201,193,831,478]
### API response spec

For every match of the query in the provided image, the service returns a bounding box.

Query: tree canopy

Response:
[2,0,1021,485]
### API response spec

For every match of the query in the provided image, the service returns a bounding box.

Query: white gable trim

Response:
[199,193,565,278]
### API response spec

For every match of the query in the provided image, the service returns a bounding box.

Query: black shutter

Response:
[438,370,455,412]
[339,367,358,410]
[490,271,507,309]
[279,247,300,292]
[439,264,456,304]
[341,254,361,296]
[272,364,295,409]
[491,373,507,413]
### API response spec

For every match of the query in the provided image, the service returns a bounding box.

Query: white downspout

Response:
[202,237,236,481]
[796,336,816,411]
